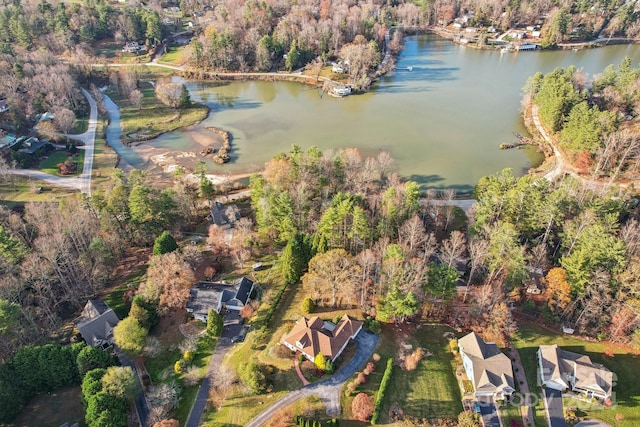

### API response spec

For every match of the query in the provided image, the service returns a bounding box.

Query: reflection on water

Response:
[142,35,640,191]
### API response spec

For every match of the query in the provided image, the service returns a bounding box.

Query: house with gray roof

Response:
[186,277,254,322]
[458,331,515,399]
[208,201,240,228]
[538,344,614,400]
[75,300,120,349]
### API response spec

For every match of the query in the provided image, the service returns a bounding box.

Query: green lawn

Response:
[377,324,463,423]
[0,175,78,205]
[105,82,209,145]
[158,45,187,65]
[90,119,119,191]
[511,323,640,427]
[38,150,84,176]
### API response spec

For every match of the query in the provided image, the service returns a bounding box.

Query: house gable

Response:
[280,314,363,362]
[75,300,120,347]
[458,332,514,398]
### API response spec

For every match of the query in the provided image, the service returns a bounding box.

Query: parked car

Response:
[231,335,245,343]
[252,262,263,271]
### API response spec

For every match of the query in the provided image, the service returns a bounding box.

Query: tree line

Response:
[524,56,640,180]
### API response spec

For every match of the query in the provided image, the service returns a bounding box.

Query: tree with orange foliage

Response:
[153,420,179,427]
[545,267,572,315]
[141,252,196,312]
[351,393,374,422]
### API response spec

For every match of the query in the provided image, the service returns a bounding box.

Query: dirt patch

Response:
[11,386,84,427]
[152,309,189,349]
[182,320,206,337]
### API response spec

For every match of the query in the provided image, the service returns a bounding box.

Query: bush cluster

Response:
[293,416,338,427]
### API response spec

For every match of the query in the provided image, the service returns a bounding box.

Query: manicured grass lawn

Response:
[11,385,85,427]
[90,119,119,191]
[38,150,84,175]
[377,324,463,423]
[0,175,78,205]
[105,82,209,145]
[158,45,187,65]
[72,117,89,134]
[511,322,640,427]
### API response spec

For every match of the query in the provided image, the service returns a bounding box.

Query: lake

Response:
[137,35,640,192]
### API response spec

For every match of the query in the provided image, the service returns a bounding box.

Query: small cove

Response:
[109,35,640,191]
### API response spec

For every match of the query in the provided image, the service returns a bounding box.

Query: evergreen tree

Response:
[178,84,191,109]
[153,231,179,255]
[206,309,223,337]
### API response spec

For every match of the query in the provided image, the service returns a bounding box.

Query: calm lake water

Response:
[144,35,640,192]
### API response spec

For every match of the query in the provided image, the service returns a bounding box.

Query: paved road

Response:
[543,388,567,427]
[477,396,501,427]
[245,331,379,427]
[8,88,98,195]
[184,310,244,427]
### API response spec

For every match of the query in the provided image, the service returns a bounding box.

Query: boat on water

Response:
[329,85,352,97]
[406,66,413,71]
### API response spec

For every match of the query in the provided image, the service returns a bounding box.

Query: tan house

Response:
[458,332,515,399]
[538,344,614,400]
[280,314,363,362]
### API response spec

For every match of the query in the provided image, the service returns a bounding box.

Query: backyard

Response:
[511,322,640,427]
[377,323,463,423]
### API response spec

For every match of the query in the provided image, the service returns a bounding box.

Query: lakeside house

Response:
[75,300,120,349]
[208,201,240,228]
[280,314,363,362]
[185,277,254,322]
[538,344,614,400]
[458,332,515,399]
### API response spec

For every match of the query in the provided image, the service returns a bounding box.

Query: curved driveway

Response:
[245,331,379,427]
[8,88,98,196]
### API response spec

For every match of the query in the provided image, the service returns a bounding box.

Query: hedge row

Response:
[371,358,394,424]
[262,282,288,328]
[293,416,338,427]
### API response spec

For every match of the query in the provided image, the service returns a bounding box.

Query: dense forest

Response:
[249,145,640,348]
[524,56,640,180]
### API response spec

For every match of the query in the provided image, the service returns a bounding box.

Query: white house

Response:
[458,332,515,399]
[538,345,614,400]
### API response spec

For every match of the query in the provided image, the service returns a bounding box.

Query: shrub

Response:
[363,362,375,375]
[371,358,394,424]
[183,350,194,363]
[314,353,327,371]
[356,372,367,385]
[301,297,315,314]
[206,309,223,337]
[174,360,185,374]
[239,360,268,394]
[404,347,425,371]
[298,353,305,363]
[77,345,116,376]
[352,393,374,422]
[372,353,381,362]
[182,366,203,387]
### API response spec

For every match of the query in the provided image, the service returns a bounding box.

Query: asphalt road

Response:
[7,88,98,195]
